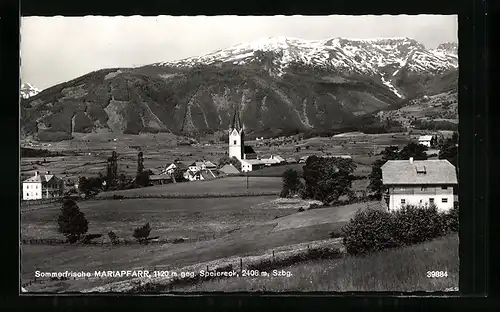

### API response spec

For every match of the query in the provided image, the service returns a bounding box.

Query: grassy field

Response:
[21,196,280,240]
[97,176,282,197]
[175,234,459,292]
[21,198,369,292]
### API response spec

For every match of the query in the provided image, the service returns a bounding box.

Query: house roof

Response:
[219,164,240,174]
[381,159,457,185]
[192,161,217,168]
[419,135,434,141]
[200,170,216,180]
[23,174,58,183]
[241,159,265,166]
[272,155,286,161]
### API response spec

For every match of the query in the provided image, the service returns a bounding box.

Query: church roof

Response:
[230,109,243,131]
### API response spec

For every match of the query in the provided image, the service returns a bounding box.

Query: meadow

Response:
[175,234,459,292]
[21,198,375,291]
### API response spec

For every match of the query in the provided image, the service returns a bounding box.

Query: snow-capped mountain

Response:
[20,83,41,99]
[156,37,457,77]
[21,36,458,141]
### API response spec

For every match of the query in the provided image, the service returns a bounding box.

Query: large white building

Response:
[22,171,64,201]
[381,158,457,211]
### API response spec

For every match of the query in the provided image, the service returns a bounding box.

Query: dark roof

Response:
[230,109,243,131]
[381,159,457,185]
[200,170,216,180]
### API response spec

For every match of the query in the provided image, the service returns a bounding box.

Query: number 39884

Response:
[426,271,448,278]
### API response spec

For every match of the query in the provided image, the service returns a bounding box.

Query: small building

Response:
[240,159,266,172]
[188,160,217,173]
[286,157,298,164]
[149,175,172,185]
[22,171,64,201]
[418,135,436,148]
[183,169,217,181]
[298,156,309,163]
[219,164,240,175]
[163,161,189,175]
[381,158,458,212]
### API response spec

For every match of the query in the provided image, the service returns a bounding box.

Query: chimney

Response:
[46,171,50,174]
[409,157,414,163]
[34,171,39,177]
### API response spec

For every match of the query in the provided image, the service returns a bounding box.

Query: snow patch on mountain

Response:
[20,83,41,99]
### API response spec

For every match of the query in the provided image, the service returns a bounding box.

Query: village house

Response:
[381,158,458,211]
[418,135,436,148]
[149,175,173,185]
[240,159,266,172]
[22,171,64,201]
[183,169,217,181]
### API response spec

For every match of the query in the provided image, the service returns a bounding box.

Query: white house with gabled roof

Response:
[381,158,457,211]
[22,171,64,201]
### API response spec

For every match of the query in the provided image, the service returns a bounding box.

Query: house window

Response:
[429,198,435,204]
[421,186,427,191]
[442,198,448,203]
[401,199,406,205]
[441,186,448,190]
[26,193,28,197]
[233,140,237,145]
[419,199,423,204]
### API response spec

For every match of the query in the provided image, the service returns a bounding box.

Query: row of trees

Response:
[57,199,153,244]
[78,151,153,198]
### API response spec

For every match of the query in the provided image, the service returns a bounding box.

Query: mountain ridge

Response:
[20,36,458,141]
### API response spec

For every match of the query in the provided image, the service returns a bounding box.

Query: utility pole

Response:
[246,171,249,190]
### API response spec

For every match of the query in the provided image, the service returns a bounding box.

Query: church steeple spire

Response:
[230,106,243,132]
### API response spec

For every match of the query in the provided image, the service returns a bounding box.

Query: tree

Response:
[281,168,302,198]
[78,176,104,198]
[438,143,458,168]
[172,166,187,183]
[108,231,119,245]
[136,152,144,177]
[58,199,89,243]
[398,142,428,160]
[368,159,385,199]
[302,156,357,205]
[136,170,152,187]
[133,222,151,243]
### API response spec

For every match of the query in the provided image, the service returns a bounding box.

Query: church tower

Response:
[228,109,244,160]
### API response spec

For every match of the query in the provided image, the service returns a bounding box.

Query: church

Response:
[228,110,262,172]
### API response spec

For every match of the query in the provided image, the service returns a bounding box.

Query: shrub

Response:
[133,223,151,243]
[108,231,119,245]
[172,238,185,244]
[298,207,305,212]
[57,199,89,243]
[444,202,459,232]
[391,204,448,246]
[341,208,398,255]
[329,231,342,239]
[112,194,124,200]
[308,203,322,210]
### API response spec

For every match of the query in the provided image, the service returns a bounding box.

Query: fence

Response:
[20,233,227,246]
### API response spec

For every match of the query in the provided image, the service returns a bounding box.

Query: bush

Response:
[133,223,151,243]
[341,208,398,255]
[329,231,342,239]
[298,207,305,212]
[112,194,124,200]
[57,199,89,243]
[108,231,119,245]
[391,204,448,246]
[444,202,459,232]
[308,203,322,210]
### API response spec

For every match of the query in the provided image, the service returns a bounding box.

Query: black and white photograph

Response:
[20,14,459,293]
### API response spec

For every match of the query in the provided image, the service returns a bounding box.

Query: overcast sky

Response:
[20,15,457,90]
